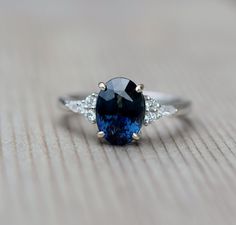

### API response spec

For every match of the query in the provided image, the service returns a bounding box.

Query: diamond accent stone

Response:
[144,96,177,125]
[65,93,97,123]
[159,105,177,116]
[145,96,160,112]
[85,110,96,123]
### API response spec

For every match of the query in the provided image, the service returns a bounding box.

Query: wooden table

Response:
[0,1,236,224]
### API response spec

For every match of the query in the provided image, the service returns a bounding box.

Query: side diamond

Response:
[158,105,177,116]
[85,93,97,109]
[145,97,160,111]
[65,93,97,123]
[144,96,177,125]
[65,100,84,113]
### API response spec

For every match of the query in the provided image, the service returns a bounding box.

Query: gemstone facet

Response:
[96,77,145,145]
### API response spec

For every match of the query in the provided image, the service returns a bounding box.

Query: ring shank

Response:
[59,91,191,117]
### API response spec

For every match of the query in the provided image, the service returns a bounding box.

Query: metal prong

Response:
[98,82,107,91]
[132,133,140,141]
[135,84,144,93]
[97,131,105,139]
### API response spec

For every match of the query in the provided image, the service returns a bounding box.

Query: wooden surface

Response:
[0,1,236,224]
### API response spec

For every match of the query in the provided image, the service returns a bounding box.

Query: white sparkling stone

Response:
[65,101,83,113]
[144,95,177,125]
[159,105,177,116]
[85,110,96,123]
[65,94,98,123]
[85,93,97,109]
[145,96,160,112]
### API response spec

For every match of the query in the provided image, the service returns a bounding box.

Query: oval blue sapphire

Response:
[96,77,145,145]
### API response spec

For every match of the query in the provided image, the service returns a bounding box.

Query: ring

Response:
[59,77,192,146]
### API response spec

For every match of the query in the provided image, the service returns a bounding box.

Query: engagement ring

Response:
[59,77,191,146]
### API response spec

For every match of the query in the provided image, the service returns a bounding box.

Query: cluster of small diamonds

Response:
[65,93,97,123]
[144,96,161,125]
[144,96,177,125]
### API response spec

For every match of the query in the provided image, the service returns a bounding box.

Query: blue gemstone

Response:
[96,77,145,145]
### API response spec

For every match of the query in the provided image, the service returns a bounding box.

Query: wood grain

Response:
[0,0,236,224]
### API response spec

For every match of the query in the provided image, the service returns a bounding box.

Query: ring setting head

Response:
[96,77,146,146]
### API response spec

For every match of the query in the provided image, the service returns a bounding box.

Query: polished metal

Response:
[135,84,144,93]
[98,82,107,91]
[97,131,105,139]
[132,133,140,141]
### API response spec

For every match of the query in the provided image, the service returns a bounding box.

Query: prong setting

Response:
[97,131,105,139]
[60,76,184,146]
[132,133,140,141]
[98,82,107,91]
[135,84,144,93]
